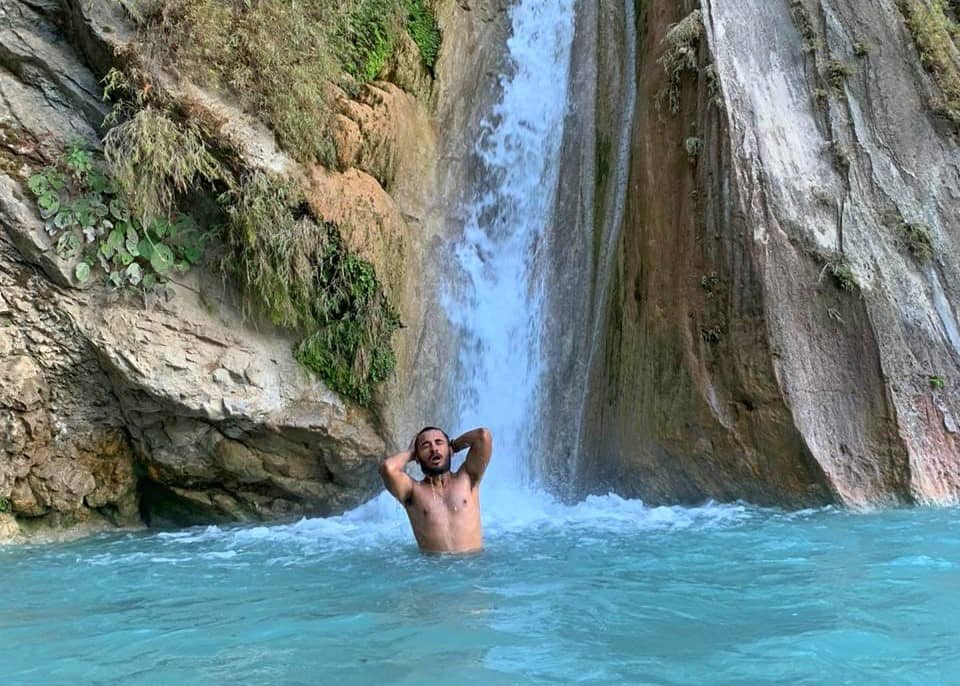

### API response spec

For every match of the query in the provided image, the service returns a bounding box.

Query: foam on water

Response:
[128,493,750,563]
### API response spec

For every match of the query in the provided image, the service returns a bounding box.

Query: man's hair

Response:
[414,426,450,449]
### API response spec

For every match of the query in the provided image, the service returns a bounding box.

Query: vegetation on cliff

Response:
[27,143,211,291]
[898,0,960,124]
[139,0,440,164]
[656,9,703,115]
[223,173,399,406]
[21,0,435,406]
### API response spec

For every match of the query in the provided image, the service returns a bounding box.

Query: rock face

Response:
[0,0,511,541]
[550,0,960,507]
[1,155,388,536]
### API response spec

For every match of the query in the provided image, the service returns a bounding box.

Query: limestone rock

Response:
[0,514,21,542]
[0,0,447,540]
[550,0,960,508]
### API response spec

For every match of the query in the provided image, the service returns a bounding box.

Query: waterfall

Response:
[444,0,577,496]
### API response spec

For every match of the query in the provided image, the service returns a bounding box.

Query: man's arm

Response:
[452,427,493,487]
[379,444,416,503]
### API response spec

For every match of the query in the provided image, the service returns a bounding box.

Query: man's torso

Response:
[404,471,482,553]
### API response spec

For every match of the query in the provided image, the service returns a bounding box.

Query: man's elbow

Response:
[378,461,391,483]
[478,427,492,447]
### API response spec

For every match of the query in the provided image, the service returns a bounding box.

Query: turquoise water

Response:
[3,496,959,685]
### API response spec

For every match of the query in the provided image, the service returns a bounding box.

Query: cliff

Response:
[0,0,507,541]
[554,0,960,507]
[5,0,959,543]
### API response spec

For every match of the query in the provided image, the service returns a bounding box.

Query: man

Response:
[379,426,493,553]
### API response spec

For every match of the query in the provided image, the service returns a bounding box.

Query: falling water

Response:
[445,0,577,495]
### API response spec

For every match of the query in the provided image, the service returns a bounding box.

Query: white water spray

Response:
[334,0,690,532]
[445,0,577,501]
[338,0,579,528]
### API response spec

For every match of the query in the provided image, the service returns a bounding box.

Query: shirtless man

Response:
[379,426,492,553]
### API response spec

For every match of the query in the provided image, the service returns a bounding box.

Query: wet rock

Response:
[555,0,960,508]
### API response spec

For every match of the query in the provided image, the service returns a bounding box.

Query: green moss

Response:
[591,134,612,279]
[0,119,29,179]
[898,0,960,124]
[634,0,650,35]
[790,0,817,52]
[336,0,404,83]
[223,172,399,406]
[825,60,856,93]
[902,221,935,261]
[0,497,10,514]
[596,135,611,188]
[929,374,946,389]
[405,0,441,71]
[703,63,722,108]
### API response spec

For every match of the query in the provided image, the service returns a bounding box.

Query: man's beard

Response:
[421,454,451,477]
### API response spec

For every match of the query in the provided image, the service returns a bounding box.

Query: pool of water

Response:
[3,494,959,685]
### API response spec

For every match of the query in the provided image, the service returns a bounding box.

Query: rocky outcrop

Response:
[1,156,388,535]
[0,232,139,542]
[0,0,510,541]
[554,0,960,507]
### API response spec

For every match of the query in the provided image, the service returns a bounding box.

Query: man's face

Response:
[416,429,452,476]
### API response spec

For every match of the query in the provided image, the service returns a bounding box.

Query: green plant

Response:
[929,375,946,389]
[898,0,960,124]
[902,221,935,261]
[102,106,225,226]
[700,325,723,343]
[27,144,208,291]
[656,9,703,114]
[700,271,720,292]
[811,249,859,291]
[223,172,400,405]
[830,141,852,170]
[853,41,871,57]
[790,0,817,52]
[684,136,703,163]
[336,0,405,83]
[0,497,10,514]
[405,0,441,71]
[827,260,858,291]
[825,59,856,93]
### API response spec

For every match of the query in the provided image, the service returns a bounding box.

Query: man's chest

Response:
[411,483,477,520]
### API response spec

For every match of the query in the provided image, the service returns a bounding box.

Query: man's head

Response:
[414,426,452,477]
